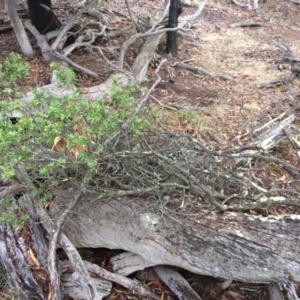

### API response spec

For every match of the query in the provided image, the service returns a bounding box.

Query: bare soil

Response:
[1,0,300,299]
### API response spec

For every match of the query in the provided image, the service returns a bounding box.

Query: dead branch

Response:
[24,20,98,76]
[104,59,166,145]
[172,61,234,81]
[48,187,83,300]
[231,0,252,10]
[150,95,178,110]
[61,273,111,299]
[0,184,26,200]
[125,0,137,34]
[63,31,97,56]
[268,283,285,300]
[232,115,295,164]
[230,22,262,27]
[51,0,100,51]
[288,0,300,4]
[111,255,202,299]
[259,40,300,87]
[24,20,54,60]
[258,73,298,88]
[52,51,96,76]
[181,0,209,22]
[62,260,159,299]
[154,266,203,300]
[117,26,188,69]
[62,24,121,56]
[0,222,47,299]
[178,31,201,40]
[153,151,226,211]
[131,0,207,82]
[16,167,102,299]
[272,40,295,57]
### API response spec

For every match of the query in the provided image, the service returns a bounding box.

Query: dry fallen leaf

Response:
[52,136,62,151]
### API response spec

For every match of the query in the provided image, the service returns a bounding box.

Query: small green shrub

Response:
[0,63,152,183]
[0,52,28,95]
[0,56,153,229]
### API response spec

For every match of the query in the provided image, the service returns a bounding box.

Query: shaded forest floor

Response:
[0,0,300,299]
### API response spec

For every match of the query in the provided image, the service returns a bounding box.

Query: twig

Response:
[181,0,209,22]
[117,26,189,69]
[284,129,300,158]
[178,31,201,40]
[24,21,53,60]
[104,59,167,145]
[48,186,84,300]
[62,260,159,299]
[89,182,190,203]
[172,61,234,81]
[153,151,226,211]
[231,0,252,10]
[258,73,298,88]
[63,31,98,56]
[16,167,100,299]
[135,59,167,113]
[272,40,294,57]
[51,0,99,51]
[86,46,133,77]
[52,51,98,77]
[0,184,26,200]
[185,41,203,48]
[259,41,300,87]
[25,20,98,76]
[230,22,262,28]
[150,95,178,110]
[288,0,300,4]
[125,0,137,34]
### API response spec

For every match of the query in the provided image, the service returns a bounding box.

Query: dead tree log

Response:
[62,196,300,284]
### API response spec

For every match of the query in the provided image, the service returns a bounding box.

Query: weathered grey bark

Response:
[0,214,50,299]
[63,196,300,284]
[4,0,35,57]
[131,33,165,82]
[268,283,285,300]
[154,266,202,300]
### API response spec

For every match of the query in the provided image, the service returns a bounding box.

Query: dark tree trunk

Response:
[27,0,61,34]
[166,0,182,54]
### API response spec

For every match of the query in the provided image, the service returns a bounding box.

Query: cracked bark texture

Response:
[62,196,300,283]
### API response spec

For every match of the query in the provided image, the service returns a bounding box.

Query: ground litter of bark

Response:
[1,0,300,299]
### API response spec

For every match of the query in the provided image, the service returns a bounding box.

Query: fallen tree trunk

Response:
[63,196,300,284]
